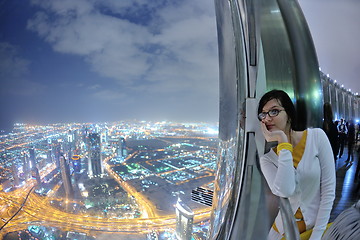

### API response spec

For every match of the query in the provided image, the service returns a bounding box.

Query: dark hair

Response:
[323,102,333,133]
[257,89,297,130]
[323,102,333,122]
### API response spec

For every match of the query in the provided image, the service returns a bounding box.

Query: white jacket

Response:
[260,128,336,240]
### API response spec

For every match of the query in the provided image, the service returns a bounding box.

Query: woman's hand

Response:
[260,122,288,143]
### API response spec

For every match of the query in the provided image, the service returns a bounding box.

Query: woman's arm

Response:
[260,150,297,198]
[310,129,336,240]
[259,122,296,197]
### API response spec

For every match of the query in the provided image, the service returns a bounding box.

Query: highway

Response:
[0,189,211,237]
[0,153,212,238]
[0,126,216,238]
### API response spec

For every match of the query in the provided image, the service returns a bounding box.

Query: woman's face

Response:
[260,98,290,132]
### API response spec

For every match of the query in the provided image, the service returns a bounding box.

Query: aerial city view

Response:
[0,121,218,239]
[0,1,221,239]
[1,0,360,239]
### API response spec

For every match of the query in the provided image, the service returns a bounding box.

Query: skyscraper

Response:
[191,187,213,207]
[60,155,74,199]
[29,147,41,184]
[47,149,52,163]
[29,147,36,169]
[72,155,82,174]
[175,198,194,240]
[118,137,127,158]
[101,129,108,143]
[21,151,30,180]
[63,130,75,160]
[52,142,61,167]
[88,133,103,177]
[11,163,20,187]
[47,138,53,164]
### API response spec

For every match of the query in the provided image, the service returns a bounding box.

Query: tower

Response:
[11,163,20,187]
[47,149,52,163]
[60,155,74,199]
[29,147,36,169]
[72,155,81,174]
[118,137,127,158]
[47,138,53,163]
[29,147,41,184]
[21,151,30,180]
[52,142,61,167]
[101,129,108,143]
[175,198,194,240]
[88,133,103,177]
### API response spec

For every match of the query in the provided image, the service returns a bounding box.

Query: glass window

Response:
[0,1,219,239]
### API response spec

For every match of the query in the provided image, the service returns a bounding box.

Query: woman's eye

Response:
[269,109,279,115]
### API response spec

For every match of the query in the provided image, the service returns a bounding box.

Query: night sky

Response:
[0,0,359,131]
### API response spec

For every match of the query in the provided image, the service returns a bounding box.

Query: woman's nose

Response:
[263,114,272,122]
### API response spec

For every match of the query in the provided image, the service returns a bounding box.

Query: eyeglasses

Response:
[258,109,284,121]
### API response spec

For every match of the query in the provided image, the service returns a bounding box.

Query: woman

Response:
[258,90,336,240]
[322,102,339,160]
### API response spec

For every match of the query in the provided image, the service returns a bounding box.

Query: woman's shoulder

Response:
[306,128,329,141]
[306,127,325,134]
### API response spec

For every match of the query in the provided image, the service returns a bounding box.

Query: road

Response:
[0,190,211,237]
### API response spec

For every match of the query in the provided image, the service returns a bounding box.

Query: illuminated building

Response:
[60,155,74,199]
[31,167,41,184]
[72,155,81,173]
[21,151,30,180]
[101,129,108,143]
[47,138,53,163]
[118,137,127,158]
[29,147,36,168]
[11,163,20,187]
[191,187,213,207]
[47,149,52,163]
[175,198,194,240]
[95,124,100,133]
[147,230,159,240]
[65,130,75,159]
[88,133,103,177]
[53,142,61,167]
[29,147,41,184]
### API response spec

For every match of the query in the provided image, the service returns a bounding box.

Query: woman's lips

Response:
[266,125,275,130]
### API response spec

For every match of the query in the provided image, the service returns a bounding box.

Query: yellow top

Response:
[292,130,308,168]
[273,130,308,235]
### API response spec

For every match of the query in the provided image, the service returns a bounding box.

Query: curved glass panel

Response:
[319,73,360,121]
[344,93,350,120]
[210,0,325,239]
[208,0,246,238]
[330,85,338,118]
[259,0,323,129]
[322,80,330,104]
[338,90,345,118]
[0,1,220,239]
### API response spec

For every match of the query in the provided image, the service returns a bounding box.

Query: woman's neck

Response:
[288,129,305,146]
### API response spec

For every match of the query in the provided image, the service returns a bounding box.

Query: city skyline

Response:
[0,120,216,239]
[1,0,359,131]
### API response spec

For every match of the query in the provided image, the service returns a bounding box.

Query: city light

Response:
[0,121,217,239]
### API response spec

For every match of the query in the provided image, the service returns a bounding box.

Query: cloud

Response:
[0,42,45,96]
[0,42,30,79]
[92,89,126,101]
[26,0,219,98]
[88,84,101,90]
